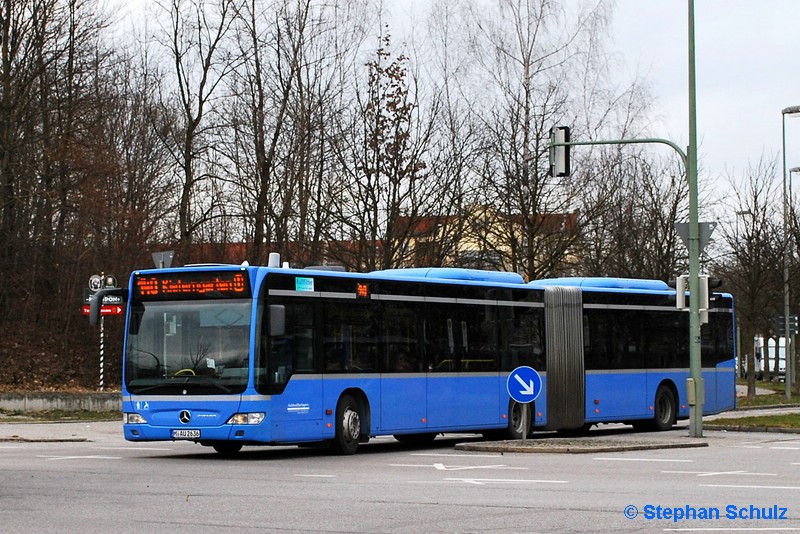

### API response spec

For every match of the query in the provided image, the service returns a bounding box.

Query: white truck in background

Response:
[752,336,786,381]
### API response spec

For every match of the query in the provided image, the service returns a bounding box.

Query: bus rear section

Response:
[533,277,736,430]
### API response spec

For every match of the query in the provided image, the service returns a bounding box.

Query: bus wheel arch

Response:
[506,399,533,439]
[331,389,370,455]
[652,381,678,431]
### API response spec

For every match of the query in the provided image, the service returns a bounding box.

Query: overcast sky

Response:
[610,0,800,186]
[120,0,800,193]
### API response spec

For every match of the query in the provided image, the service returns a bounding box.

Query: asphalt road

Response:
[1,418,800,533]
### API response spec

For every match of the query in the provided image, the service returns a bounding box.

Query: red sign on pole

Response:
[81,305,123,316]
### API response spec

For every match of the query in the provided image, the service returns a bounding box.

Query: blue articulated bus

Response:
[90,257,735,455]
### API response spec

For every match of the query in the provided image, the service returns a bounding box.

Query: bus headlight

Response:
[125,413,148,424]
[226,413,265,425]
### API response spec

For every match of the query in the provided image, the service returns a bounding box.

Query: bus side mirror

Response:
[269,305,285,337]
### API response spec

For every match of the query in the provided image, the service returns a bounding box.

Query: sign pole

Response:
[521,406,528,446]
[99,316,105,391]
[506,366,542,444]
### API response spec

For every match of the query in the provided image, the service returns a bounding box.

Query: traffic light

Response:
[672,275,723,325]
[776,315,799,335]
[549,126,570,177]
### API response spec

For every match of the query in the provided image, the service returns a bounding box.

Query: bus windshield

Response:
[125,299,251,395]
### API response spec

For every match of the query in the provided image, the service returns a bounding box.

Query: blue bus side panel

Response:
[381,375,427,431]
[426,374,500,430]
[702,368,716,414]
[584,372,648,422]
[269,376,325,442]
[708,363,736,414]
[534,376,547,427]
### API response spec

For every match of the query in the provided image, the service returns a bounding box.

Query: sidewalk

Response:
[0,420,121,443]
[735,384,780,397]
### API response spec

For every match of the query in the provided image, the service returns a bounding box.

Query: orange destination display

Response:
[134,270,251,300]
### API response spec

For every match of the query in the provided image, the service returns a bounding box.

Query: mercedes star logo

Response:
[179,410,192,424]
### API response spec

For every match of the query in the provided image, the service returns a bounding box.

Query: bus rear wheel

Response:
[653,385,677,431]
[332,394,361,455]
[505,400,531,439]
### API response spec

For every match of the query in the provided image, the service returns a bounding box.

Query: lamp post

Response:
[549,0,703,436]
[782,107,800,400]
[788,165,800,393]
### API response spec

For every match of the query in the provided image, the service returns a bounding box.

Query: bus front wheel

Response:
[332,394,361,455]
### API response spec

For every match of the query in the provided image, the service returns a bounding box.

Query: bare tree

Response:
[713,157,783,396]
[328,28,445,270]
[154,0,237,263]
[456,0,654,279]
[580,153,688,279]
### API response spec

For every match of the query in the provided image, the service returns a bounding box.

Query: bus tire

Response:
[332,394,361,455]
[505,400,531,440]
[653,384,677,431]
[212,442,243,456]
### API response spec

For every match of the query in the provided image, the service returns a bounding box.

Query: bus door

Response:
[379,302,426,432]
[544,286,585,430]
[425,314,464,429]
[425,304,498,429]
[266,302,324,442]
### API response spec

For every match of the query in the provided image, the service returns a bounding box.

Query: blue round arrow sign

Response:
[506,366,542,404]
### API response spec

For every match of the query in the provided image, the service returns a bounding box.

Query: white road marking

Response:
[37,455,121,461]
[594,457,693,463]
[411,452,504,458]
[701,483,800,490]
[662,470,776,477]
[432,463,526,471]
[391,463,525,471]
[664,528,800,532]
[442,477,567,486]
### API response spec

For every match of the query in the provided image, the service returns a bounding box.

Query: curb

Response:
[0,436,89,443]
[456,439,709,454]
[704,424,800,434]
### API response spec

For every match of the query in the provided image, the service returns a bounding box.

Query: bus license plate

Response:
[171,429,200,439]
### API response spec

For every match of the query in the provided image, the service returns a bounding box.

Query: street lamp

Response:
[788,166,800,392]
[781,107,800,400]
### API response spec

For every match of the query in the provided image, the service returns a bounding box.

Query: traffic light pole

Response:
[687,0,703,438]
[549,0,703,437]
[549,133,704,437]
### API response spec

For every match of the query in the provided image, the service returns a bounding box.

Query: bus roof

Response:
[529,277,671,292]
[369,267,525,285]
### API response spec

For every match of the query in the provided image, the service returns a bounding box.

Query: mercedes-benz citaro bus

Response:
[89,254,735,455]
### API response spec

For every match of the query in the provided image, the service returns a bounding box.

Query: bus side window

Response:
[324,343,344,372]
[425,312,456,372]
[506,307,544,371]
